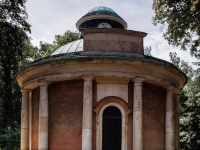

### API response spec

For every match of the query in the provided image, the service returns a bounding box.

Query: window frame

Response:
[94,97,131,150]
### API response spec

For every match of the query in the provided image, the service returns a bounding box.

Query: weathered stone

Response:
[97,83,128,103]
[82,75,93,150]
[132,77,145,150]
[38,82,49,150]
[21,128,29,150]
[165,86,175,150]
[21,90,29,150]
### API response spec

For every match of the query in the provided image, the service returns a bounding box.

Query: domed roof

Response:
[51,39,152,56]
[76,6,127,30]
[83,6,121,18]
[51,39,83,55]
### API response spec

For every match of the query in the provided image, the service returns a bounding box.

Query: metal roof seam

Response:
[75,39,82,52]
[67,40,77,53]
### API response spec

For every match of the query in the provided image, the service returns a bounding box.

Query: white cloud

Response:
[144,32,198,64]
[25,0,199,67]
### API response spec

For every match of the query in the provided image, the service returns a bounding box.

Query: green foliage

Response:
[169,52,194,79]
[0,123,20,150]
[23,30,79,61]
[169,52,200,149]
[144,46,152,53]
[0,3,78,149]
[180,77,200,149]
[153,0,200,58]
[53,30,79,50]
[0,0,30,149]
[34,30,79,59]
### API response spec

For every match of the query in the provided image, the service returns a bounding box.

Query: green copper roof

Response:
[82,6,122,18]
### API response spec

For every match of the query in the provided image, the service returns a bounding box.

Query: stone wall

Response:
[31,80,84,150]
[48,80,83,150]
[82,28,146,55]
[143,83,166,150]
[31,80,167,149]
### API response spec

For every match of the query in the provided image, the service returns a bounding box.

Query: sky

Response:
[25,0,198,64]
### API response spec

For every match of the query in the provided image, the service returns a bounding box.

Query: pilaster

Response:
[21,89,29,150]
[82,75,94,150]
[165,86,175,150]
[38,81,49,150]
[132,77,145,150]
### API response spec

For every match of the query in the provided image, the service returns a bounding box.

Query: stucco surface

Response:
[83,29,145,55]
[48,80,83,150]
[97,83,128,102]
[143,83,166,150]
[31,87,40,150]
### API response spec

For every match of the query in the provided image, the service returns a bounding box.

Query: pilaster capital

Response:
[82,75,94,82]
[165,85,175,91]
[38,80,50,86]
[132,77,145,83]
[21,89,30,93]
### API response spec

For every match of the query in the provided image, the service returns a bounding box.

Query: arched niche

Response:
[94,97,132,150]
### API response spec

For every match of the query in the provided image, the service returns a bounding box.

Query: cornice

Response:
[76,15,127,30]
[16,54,187,92]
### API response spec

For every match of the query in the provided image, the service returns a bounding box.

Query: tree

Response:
[169,52,200,149]
[179,77,200,149]
[153,0,200,58]
[0,25,78,148]
[0,0,31,149]
[39,30,79,57]
[27,30,79,60]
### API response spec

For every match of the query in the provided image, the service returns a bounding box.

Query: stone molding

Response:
[94,96,131,150]
[82,75,94,82]
[164,85,175,91]
[21,89,30,93]
[38,80,50,86]
[16,58,186,94]
[133,77,146,82]
[94,96,131,115]
[80,28,146,37]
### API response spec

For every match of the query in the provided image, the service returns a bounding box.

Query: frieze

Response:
[84,40,143,54]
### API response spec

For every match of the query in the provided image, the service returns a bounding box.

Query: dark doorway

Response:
[102,106,122,150]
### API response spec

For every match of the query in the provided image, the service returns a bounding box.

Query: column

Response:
[38,81,49,150]
[82,75,94,150]
[21,90,29,150]
[174,94,180,150]
[165,86,175,150]
[29,91,32,150]
[133,77,145,150]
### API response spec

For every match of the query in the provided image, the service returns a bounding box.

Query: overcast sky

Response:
[26,0,198,64]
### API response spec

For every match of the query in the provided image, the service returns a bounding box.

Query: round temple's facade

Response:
[17,6,187,150]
